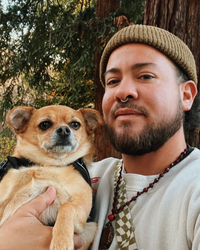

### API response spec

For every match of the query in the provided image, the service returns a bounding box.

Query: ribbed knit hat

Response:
[100,24,197,86]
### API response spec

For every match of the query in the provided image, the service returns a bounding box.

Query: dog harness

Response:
[0,156,91,185]
[0,156,94,221]
[0,156,34,181]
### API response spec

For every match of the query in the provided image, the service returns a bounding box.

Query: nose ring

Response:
[120,97,129,103]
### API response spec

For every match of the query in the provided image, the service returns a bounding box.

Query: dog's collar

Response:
[0,156,91,187]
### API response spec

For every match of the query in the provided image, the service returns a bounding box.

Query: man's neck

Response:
[122,130,187,175]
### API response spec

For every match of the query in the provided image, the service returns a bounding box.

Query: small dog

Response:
[0,105,104,250]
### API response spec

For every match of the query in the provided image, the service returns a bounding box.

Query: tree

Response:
[93,0,121,161]
[0,0,144,160]
[0,0,98,116]
[144,0,200,148]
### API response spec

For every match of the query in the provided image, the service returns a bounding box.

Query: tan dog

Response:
[0,105,104,250]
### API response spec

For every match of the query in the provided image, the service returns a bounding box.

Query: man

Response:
[89,24,200,249]
[0,24,200,249]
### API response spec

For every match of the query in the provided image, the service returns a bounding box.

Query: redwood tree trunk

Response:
[144,0,200,148]
[94,0,122,161]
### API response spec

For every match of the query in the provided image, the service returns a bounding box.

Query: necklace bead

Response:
[149,183,154,188]
[143,188,148,192]
[108,214,114,221]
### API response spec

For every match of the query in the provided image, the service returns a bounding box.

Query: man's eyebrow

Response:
[131,62,158,70]
[104,68,120,78]
[104,62,158,78]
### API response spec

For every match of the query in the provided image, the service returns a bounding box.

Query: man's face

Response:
[102,43,184,155]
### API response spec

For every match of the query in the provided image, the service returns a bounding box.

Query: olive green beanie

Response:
[100,24,197,86]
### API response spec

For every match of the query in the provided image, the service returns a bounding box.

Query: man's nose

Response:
[114,76,139,102]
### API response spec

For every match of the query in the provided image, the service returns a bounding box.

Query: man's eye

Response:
[39,121,52,131]
[140,75,154,80]
[106,79,120,86]
[69,121,81,130]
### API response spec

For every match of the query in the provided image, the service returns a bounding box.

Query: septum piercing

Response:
[120,97,129,103]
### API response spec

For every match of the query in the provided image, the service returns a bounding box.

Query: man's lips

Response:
[115,108,143,117]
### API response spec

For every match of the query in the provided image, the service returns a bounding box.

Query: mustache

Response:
[110,102,149,117]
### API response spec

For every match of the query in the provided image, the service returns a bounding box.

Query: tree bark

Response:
[96,0,120,19]
[144,0,200,148]
[94,0,122,161]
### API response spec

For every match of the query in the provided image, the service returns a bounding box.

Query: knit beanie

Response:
[100,24,197,86]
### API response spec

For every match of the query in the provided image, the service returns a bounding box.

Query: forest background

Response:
[0,0,200,162]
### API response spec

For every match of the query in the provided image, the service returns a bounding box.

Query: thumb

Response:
[16,186,57,218]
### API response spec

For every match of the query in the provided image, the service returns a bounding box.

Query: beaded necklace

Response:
[99,146,189,249]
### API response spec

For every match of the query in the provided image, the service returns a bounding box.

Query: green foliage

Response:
[0,127,16,161]
[0,137,16,161]
[0,0,144,122]
[0,0,144,158]
[119,0,144,23]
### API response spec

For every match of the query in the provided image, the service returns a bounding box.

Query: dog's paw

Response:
[78,222,98,250]
[50,239,74,250]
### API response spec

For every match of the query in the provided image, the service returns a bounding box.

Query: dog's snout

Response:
[56,126,71,137]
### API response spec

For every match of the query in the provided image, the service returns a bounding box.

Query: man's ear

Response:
[180,81,197,111]
[6,106,36,134]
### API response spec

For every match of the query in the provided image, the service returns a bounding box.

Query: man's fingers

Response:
[5,186,85,249]
[74,234,84,249]
[15,186,57,218]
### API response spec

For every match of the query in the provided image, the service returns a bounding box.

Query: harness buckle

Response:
[0,160,8,181]
[0,160,7,170]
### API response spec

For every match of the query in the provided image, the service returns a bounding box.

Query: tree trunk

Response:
[94,0,122,161]
[96,0,120,19]
[144,0,200,148]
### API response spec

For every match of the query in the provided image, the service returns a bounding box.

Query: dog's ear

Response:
[78,108,104,134]
[6,106,36,134]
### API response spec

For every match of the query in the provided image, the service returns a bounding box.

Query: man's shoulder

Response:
[89,157,120,189]
[185,147,200,167]
[175,148,200,188]
[91,157,119,167]
[89,157,120,175]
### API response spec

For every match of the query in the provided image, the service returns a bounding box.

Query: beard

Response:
[104,100,184,156]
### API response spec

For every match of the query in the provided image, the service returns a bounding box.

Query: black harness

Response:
[0,156,34,181]
[72,158,91,186]
[0,156,93,222]
[0,156,91,185]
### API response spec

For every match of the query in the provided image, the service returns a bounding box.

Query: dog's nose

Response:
[56,126,71,137]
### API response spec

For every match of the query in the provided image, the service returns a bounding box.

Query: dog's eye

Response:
[39,121,52,131]
[69,121,81,130]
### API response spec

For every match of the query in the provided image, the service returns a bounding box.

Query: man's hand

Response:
[0,186,83,250]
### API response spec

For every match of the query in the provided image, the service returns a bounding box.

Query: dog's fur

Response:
[0,105,104,250]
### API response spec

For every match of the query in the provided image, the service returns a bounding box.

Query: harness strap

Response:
[0,156,33,181]
[72,158,91,186]
[0,156,91,186]
[72,158,94,222]
[0,156,94,221]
